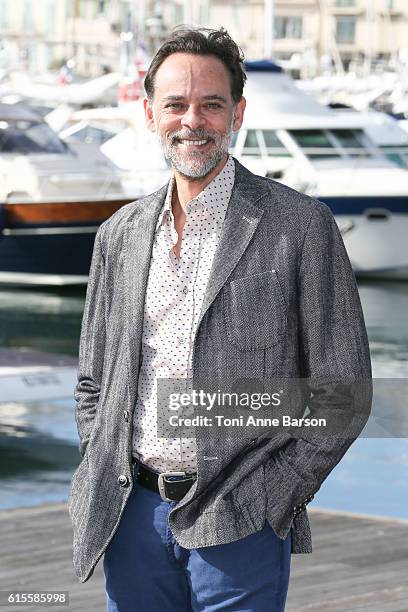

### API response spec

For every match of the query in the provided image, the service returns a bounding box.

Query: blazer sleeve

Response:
[73,225,107,458]
[264,201,373,536]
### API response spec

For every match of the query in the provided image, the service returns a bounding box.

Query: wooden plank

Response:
[0,503,407,612]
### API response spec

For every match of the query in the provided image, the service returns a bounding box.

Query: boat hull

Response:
[0,198,134,285]
[0,196,407,284]
[321,196,408,280]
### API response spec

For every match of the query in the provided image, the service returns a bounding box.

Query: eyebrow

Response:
[162,94,228,103]
[203,95,228,102]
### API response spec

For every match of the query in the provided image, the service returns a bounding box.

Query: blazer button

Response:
[123,410,129,422]
[117,474,129,487]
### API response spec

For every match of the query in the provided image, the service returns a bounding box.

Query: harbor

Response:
[1,0,408,609]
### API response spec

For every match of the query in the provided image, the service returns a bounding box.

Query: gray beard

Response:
[158,124,234,180]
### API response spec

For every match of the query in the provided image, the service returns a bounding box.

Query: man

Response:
[69,27,372,611]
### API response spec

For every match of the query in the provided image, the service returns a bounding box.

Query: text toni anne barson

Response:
[168,414,327,428]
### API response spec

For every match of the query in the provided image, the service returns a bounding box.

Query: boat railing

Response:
[296,147,371,158]
[292,145,408,165]
[240,146,392,160]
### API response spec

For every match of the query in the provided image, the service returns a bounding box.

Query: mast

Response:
[364,0,376,76]
[264,0,274,59]
[318,0,345,76]
[136,0,146,43]
[184,0,193,25]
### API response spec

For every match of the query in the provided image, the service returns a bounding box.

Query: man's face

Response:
[144,52,246,179]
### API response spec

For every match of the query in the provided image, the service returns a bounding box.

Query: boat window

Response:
[229,130,238,150]
[242,130,261,156]
[262,130,290,156]
[289,130,340,159]
[0,120,68,154]
[330,129,370,157]
[65,125,115,145]
[381,145,408,169]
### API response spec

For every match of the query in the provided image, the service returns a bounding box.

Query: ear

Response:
[144,97,156,133]
[232,96,246,131]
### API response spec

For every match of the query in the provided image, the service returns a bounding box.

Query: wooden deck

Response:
[0,503,407,611]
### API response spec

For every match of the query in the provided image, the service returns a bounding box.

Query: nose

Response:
[180,104,206,130]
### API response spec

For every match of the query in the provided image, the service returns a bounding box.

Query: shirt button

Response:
[182,287,188,295]
[123,410,129,422]
[178,337,187,345]
[117,474,129,487]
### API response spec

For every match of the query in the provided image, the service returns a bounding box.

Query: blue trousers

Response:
[103,466,291,612]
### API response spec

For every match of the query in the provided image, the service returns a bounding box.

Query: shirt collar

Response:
[155,174,176,232]
[155,154,235,232]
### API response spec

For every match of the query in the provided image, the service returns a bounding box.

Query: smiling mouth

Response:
[175,138,212,147]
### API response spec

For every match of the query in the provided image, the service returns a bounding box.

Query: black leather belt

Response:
[134,461,197,502]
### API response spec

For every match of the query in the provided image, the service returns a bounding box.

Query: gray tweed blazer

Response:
[68,157,372,582]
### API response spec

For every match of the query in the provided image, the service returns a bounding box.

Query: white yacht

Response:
[231,61,408,279]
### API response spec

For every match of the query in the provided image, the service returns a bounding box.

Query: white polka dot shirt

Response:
[131,155,235,473]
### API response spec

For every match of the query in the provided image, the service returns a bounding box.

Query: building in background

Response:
[0,0,408,79]
[198,0,408,76]
[0,0,123,76]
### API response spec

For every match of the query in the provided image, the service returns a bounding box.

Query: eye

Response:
[165,102,184,109]
[206,103,222,109]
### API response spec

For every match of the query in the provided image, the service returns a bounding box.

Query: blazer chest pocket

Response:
[222,269,287,350]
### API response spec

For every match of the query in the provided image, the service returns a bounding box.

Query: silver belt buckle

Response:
[158,471,187,502]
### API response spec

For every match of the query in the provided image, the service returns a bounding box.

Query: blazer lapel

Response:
[196,158,268,331]
[123,186,167,383]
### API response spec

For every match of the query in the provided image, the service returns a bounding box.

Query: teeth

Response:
[180,139,208,146]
